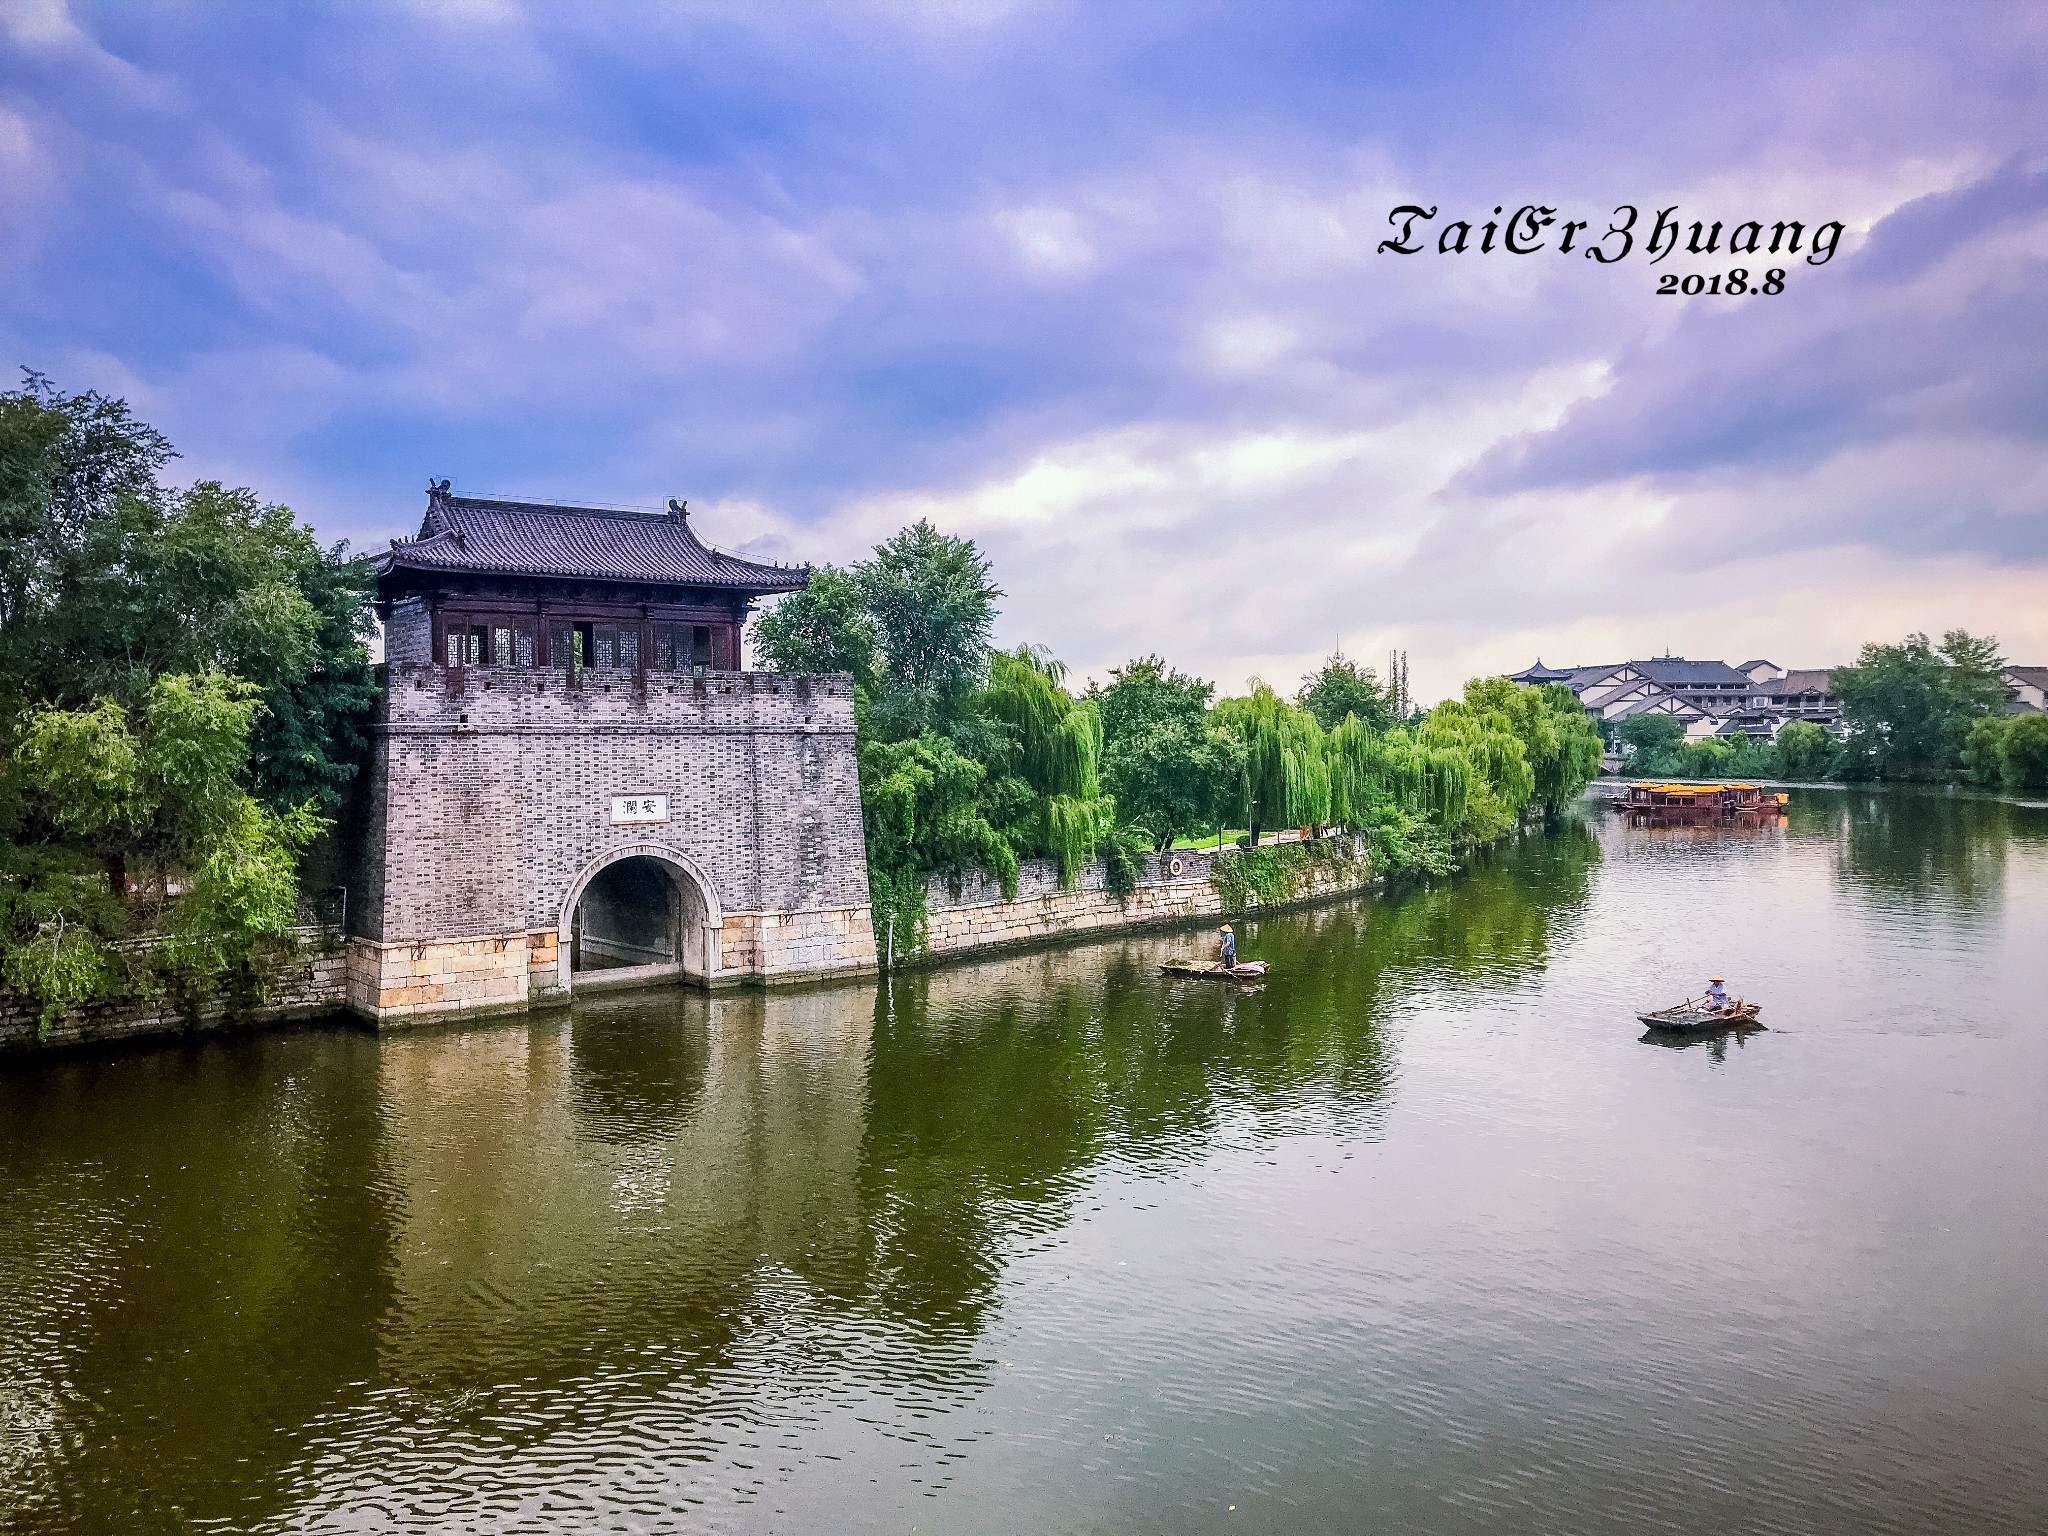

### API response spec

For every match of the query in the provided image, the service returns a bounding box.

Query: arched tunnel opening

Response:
[571,856,682,974]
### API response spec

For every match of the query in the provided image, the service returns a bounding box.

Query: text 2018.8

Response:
[1657,267,1785,296]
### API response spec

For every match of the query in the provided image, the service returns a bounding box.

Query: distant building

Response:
[2004,666,2048,713]
[1509,655,1842,741]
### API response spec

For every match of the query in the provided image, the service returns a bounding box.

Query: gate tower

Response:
[344,482,876,1025]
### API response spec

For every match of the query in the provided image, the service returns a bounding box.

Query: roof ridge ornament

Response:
[428,477,452,501]
[666,497,689,522]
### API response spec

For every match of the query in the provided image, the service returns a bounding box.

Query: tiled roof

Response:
[1759,668,1833,697]
[378,486,809,593]
[1632,658,1754,689]
[1509,660,1577,683]
[2006,665,2048,690]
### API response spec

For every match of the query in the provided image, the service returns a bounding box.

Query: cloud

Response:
[1464,159,2048,572]
[3,2,2046,700]
[1,0,85,49]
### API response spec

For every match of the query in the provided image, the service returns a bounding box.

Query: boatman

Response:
[1705,976,1731,1014]
[1219,924,1236,972]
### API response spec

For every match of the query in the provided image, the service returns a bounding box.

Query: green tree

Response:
[0,371,174,710]
[1833,630,2007,782]
[856,520,1000,735]
[751,565,878,688]
[1297,653,1394,732]
[0,374,367,1019]
[1416,687,1534,844]
[976,648,1110,884]
[1772,719,1840,781]
[1089,656,1225,849]
[3,673,326,1016]
[1997,712,2048,792]
[1102,721,1240,850]
[0,378,376,815]
[1090,655,1212,745]
[146,484,378,815]
[857,732,1016,953]
[1214,682,1329,843]
[1617,712,1685,771]
[1962,715,2010,787]
[1459,678,1600,815]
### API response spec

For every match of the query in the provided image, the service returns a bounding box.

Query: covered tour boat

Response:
[1613,781,1789,814]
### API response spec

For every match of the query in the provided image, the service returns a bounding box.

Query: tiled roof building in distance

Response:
[1512,655,1844,742]
[2003,666,2048,713]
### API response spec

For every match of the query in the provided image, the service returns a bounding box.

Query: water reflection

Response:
[1809,786,2042,914]
[11,790,2044,1531]
[0,1036,397,1529]
[0,818,1606,1531]
[1637,1024,1770,1060]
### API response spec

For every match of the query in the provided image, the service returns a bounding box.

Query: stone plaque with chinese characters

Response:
[609,795,669,825]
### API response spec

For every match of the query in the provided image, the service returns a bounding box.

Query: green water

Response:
[4,789,2046,1532]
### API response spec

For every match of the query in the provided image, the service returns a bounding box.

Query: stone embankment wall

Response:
[2,841,1383,1056]
[0,926,347,1058]
[901,837,1377,965]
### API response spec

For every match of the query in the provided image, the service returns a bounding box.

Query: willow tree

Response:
[979,647,1109,886]
[1327,714,1468,832]
[1417,696,1534,845]
[1460,677,1602,817]
[1215,682,1329,843]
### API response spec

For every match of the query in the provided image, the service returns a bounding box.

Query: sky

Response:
[3,0,2045,703]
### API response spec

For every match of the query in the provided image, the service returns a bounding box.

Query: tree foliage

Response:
[857,520,1000,734]
[1833,630,2007,782]
[1091,656,1231,850]
[1297,652,1394,732]
[3,673,327,1018]
[750,565,877,688]
[1617,712,1685,766]
[0,373,366,1019]
[1962,712,2048,793]
[0,376,376,815]
[978,648,1111,884]
[749,519,1598,964]
[1772,720,1840,781]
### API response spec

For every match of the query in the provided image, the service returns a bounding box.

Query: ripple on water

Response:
[1,793,2045,1532]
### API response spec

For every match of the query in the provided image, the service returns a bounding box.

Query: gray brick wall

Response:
[355,663,870,946]
[383,598,432,663]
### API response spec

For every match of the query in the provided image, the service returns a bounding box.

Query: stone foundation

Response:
[343,930,561,1025]
[0,927,348,1058]
[719,904,877,983]
[341,905,878,1029]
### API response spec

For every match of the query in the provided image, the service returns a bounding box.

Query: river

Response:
[4,788,2046,1533]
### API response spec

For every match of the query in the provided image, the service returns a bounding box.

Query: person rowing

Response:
[1704,976,1731,1015]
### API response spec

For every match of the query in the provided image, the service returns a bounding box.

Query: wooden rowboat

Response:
[1162,961,1270,981]
[1637,999,1762,1031]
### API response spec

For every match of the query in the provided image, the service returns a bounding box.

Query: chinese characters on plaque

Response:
[608,795,670,825]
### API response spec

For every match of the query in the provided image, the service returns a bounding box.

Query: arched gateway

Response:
[343,486,877,1026]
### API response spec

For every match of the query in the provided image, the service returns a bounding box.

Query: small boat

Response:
[1637,999,1763,1031]
[1161,960,1270,982]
